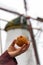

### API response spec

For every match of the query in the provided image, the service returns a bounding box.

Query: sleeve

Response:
[0,50,17,65]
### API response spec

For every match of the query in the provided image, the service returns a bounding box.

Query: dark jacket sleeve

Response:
[0,51,17,65]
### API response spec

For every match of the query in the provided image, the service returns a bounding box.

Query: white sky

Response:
[0,0,43,65]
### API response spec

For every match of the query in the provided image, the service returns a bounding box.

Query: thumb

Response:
[10,39,16,46]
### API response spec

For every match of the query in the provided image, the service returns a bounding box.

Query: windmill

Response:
[0,0,43,65]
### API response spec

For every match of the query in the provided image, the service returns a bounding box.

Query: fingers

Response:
[16,44,29,54]
[20,44,26,50]
[13,44,26,55]
[21,43,30,53]
[27,41,30,45]
[16,44,26,52]
[8,43,30,57]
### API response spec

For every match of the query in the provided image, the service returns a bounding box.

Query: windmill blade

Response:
[31,17,43,22]
[33,27,43,31]
[0,18,8,22]
[26,16,43,22]
[0,28,4,31]
[24,0,27,11]
[36,17,43,22]
[0,7,23,16]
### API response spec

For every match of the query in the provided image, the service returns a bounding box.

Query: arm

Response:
[0,50,17,65]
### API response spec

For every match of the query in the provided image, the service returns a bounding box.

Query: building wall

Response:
[4,29,37,65]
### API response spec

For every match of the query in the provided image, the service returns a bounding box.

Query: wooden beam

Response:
[0,28,4,30]
[33,28,43,31]
[0,18,8,22]
[27,22,40,65]
[26,16,43,22]
[0,7,43,22]
[0,7,23,16]
[36,17,43,22]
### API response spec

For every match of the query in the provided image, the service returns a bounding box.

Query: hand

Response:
[7,39,30,57]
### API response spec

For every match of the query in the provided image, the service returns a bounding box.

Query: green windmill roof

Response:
[4,16,28,31]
